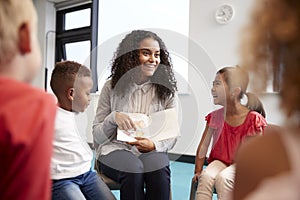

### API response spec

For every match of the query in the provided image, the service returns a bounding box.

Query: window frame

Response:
[55,2,98,92]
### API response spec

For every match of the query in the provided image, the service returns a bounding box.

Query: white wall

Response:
[33,0,56,90]
[34,0,284,156]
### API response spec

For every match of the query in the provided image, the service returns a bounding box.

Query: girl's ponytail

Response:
[245,92,266,118]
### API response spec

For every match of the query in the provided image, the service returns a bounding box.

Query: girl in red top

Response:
[192,66,267,200]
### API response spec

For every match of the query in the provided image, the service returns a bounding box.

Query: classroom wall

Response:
[34,0,284,156]
[34,0,56,91]
[175,0,285,156]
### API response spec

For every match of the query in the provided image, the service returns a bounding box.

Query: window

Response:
[65,8,91,30]
[65,41,91,66]
[55,2,98,92]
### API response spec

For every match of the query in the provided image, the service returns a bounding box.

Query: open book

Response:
[117,108,180,142]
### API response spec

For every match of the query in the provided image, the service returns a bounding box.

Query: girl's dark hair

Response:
[109,30,177,101]
[245,92,266,118]
[218,66,266,118]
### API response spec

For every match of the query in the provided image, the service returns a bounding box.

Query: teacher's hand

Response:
[115,112,136,131]
[128,137,155,153]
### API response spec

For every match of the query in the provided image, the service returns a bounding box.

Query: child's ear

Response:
[18,22,31,54]
[233,87,242,97]
[67,88,75,101]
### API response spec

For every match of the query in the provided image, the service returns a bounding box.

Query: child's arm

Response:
[193,123,212,182]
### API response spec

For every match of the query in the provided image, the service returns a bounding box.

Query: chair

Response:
[94,158,121,190]
[189,158,217,200]
[98,171,121,190]
[189,179,198,200]
[189,180,217,200]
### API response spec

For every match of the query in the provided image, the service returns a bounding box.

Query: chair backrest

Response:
[94,156,121,190]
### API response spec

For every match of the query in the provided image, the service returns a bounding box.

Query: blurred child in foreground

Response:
[233,0,300,199]
[0,0,57,199]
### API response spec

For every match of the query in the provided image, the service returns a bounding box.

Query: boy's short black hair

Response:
[50,61,91,97]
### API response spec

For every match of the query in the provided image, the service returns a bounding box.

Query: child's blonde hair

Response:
[0,0,37,63]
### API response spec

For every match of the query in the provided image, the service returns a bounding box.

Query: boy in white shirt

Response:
[50,61,115,200]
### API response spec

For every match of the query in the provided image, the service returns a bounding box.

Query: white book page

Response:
[117,108,180,142]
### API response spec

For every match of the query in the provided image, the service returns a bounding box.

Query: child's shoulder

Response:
[205,107,224,124]
[237,129,290,176]
[208,107,224,117]
[2,78,55,105]
[248,110,267,123]
[248,110,264,117]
